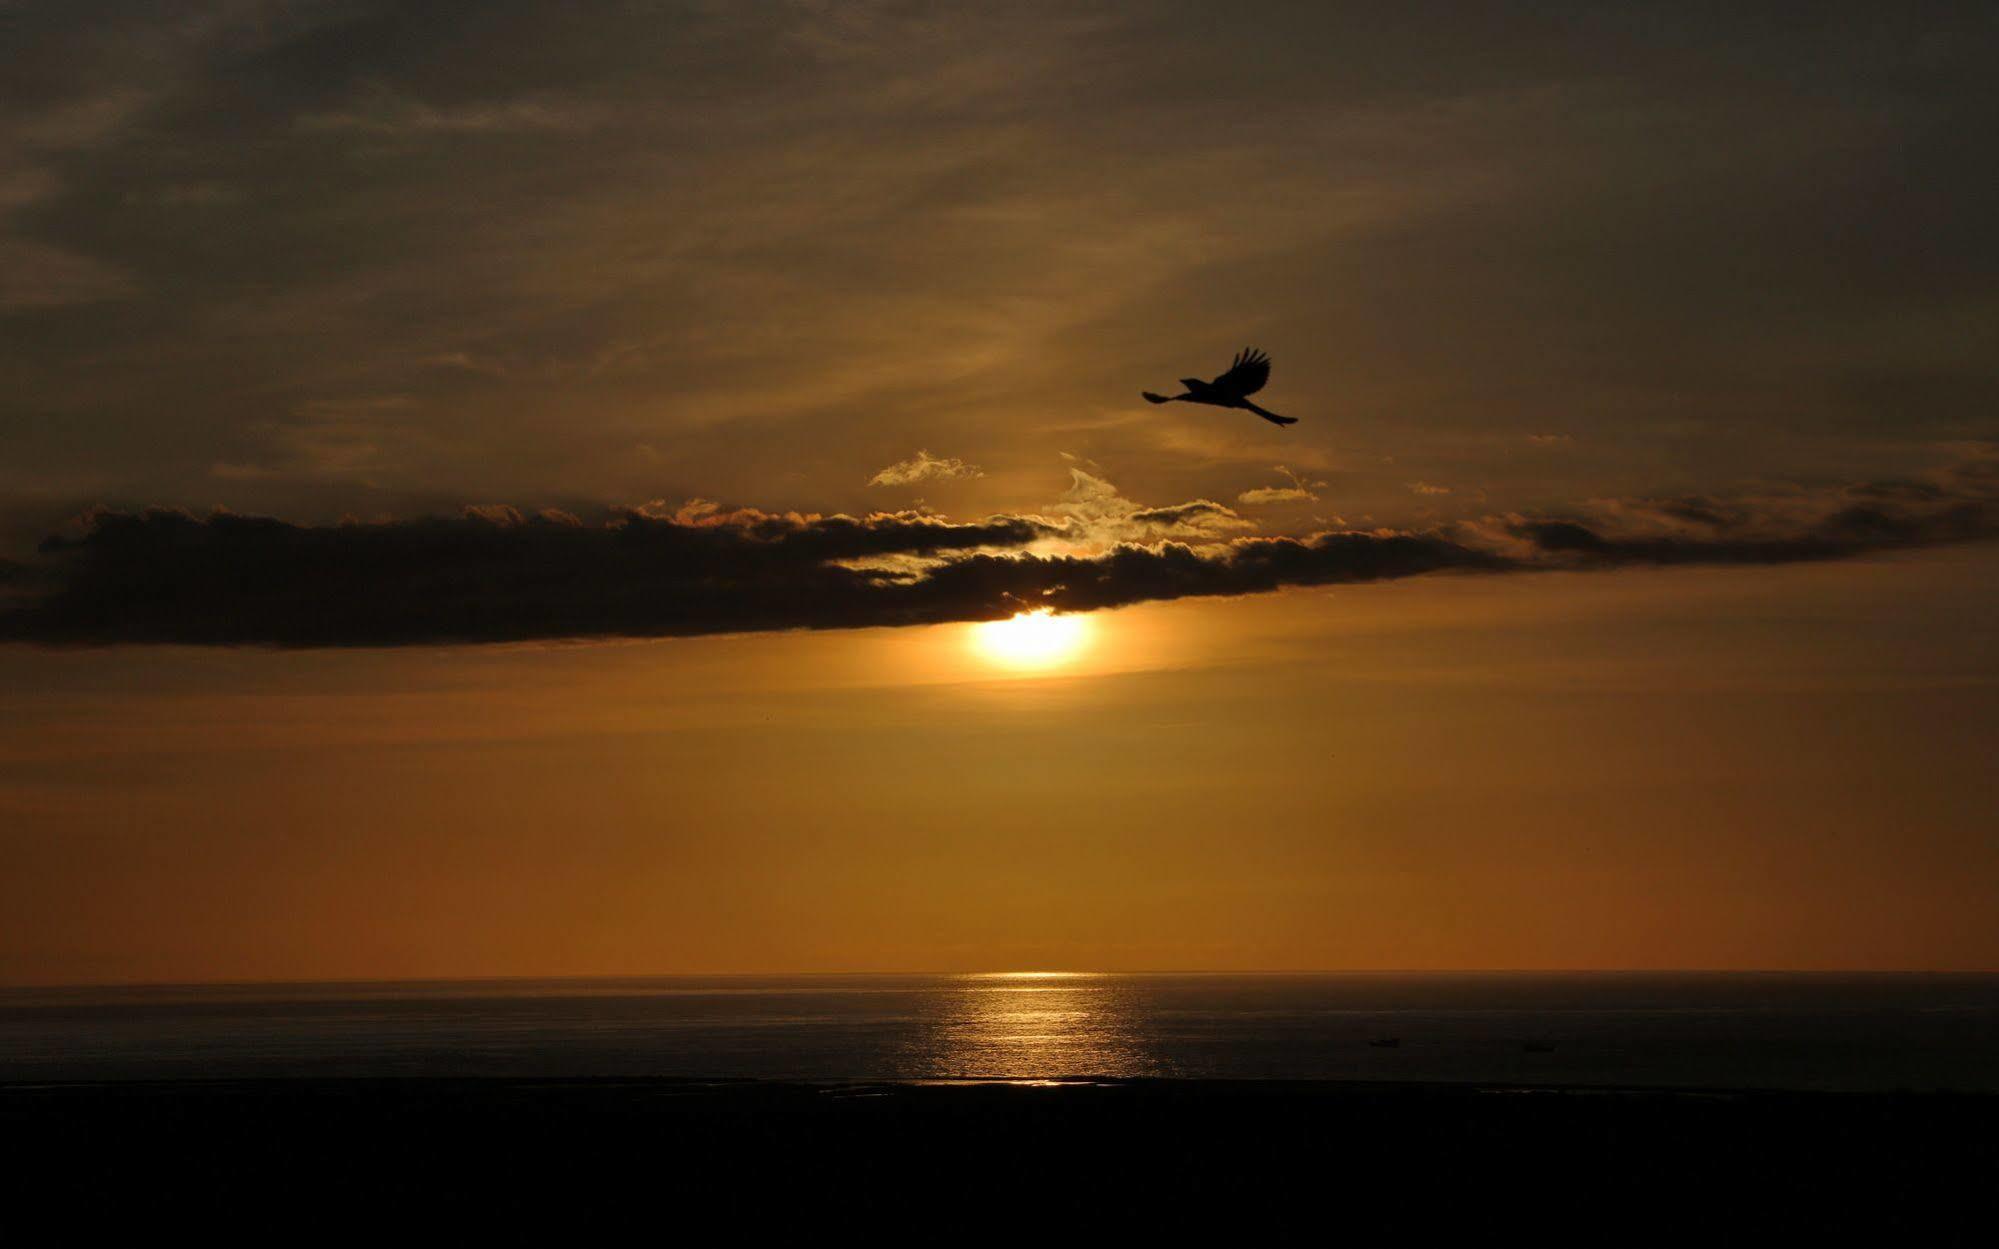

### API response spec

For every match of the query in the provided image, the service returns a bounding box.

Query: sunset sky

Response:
[3,2,1995,983]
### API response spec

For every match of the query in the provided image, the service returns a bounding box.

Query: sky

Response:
[2,1,1996,982]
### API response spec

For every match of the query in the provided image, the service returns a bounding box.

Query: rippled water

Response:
[5,972,1997,1090]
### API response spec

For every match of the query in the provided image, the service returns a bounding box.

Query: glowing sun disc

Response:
[971,609,1092,669]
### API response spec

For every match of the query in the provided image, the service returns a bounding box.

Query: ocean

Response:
[5,971,1997,1091]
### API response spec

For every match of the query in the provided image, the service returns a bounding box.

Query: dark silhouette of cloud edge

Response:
[2,450,1994,648]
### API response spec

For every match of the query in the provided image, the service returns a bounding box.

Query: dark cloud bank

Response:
[2,455,1994,648]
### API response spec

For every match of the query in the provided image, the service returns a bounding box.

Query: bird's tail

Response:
[1246,401,1297,426]
[1141,391,1173,404]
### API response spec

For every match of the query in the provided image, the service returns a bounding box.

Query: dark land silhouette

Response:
[6,1077,1992,1241]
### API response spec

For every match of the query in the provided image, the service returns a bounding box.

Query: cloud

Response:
[1,504,1051,646]
[1497,453,1999,567]
[296,89,610,138]
[1238,467,1324,506]
[0,114,140,310]
[868,451,984,488]
[3,452,1994,648]
[1409,482,1452,496]
[0,2,1992,535]
[1049,468,1254,543]
[205,396,434,483]
[0,236,134,310]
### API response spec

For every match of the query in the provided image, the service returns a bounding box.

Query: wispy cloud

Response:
[1238,466,1324,506]
[209,397,426,482]
[1048,468,1254,544]
[0,99,143,310]
[869,450,983,487]
[0,235,134,310]
[297,89,611,137]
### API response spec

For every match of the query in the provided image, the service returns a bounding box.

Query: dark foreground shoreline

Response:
[7,1077,1994,1242]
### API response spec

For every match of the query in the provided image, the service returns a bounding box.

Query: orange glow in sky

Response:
[970,610,1094,671]
[3,4,1998,988]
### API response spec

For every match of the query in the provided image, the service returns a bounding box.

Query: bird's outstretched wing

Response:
[1211,348,1270,397]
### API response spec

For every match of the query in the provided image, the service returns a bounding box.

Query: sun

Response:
[970,609,1093,670]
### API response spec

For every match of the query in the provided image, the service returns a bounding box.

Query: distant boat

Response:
[1521,1041,1558,1053]
[1368,1037,1402,1049]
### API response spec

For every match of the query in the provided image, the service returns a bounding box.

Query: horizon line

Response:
[8,967,1999,994]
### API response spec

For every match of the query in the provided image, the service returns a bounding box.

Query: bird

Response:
[1143,347,1296,425]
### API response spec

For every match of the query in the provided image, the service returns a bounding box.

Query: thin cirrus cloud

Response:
[3,452,1994,648]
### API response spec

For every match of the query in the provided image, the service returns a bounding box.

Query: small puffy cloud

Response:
[1527,433,1574,445]
[1409,482,1452,495]
[869,450,984,488]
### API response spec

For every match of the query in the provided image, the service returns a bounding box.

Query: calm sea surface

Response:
[3,973,1996,1091]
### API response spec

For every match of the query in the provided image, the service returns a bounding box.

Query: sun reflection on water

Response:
[908,972,1163,1079]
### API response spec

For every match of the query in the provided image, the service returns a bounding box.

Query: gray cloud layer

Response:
[3,3,1996,530]
[5,454,1993,647]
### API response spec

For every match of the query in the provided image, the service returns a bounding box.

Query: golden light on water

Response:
[970,610,1093,671]
[928,972,1154,1079]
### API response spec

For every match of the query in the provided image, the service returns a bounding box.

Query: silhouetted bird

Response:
[1143,348,1296,425]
